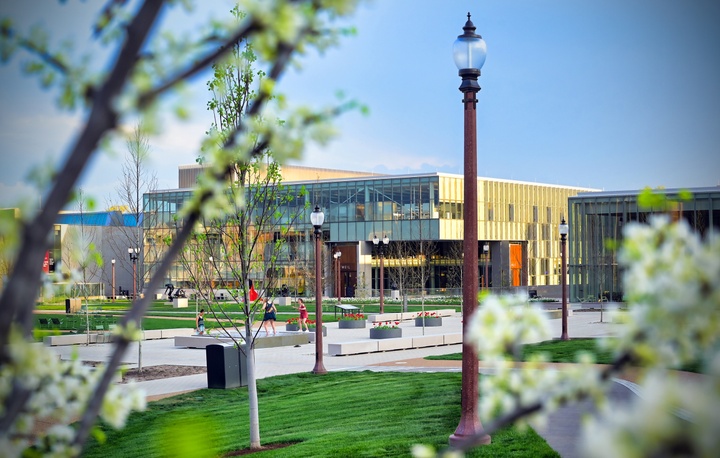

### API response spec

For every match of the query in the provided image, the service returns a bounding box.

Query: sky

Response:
[1,0,719,210]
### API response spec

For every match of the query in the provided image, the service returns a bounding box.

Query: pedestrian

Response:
[196,308,205,335]
[262,298,277,336]
[293,298,310,332]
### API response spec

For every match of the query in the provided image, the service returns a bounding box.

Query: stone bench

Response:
[175,332,309,349]
[366,309,456,324]
[328,332,463,356]
[544,309,573,319]
[44,328,195,346]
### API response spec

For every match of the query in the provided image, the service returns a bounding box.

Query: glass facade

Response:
[143,169,596,297]
[568,187,720,302]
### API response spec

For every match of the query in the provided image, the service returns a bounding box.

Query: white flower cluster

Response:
[466,295,604,426]
[579,216,720,456]
[0,329,146,457]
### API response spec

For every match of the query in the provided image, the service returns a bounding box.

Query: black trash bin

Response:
[206,343,248,389]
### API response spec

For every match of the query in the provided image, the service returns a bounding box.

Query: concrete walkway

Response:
[46,307,625,457]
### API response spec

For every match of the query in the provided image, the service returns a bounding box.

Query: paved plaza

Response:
[47,306,626,457]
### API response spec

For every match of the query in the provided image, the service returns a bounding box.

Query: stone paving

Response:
[46,306,626,457]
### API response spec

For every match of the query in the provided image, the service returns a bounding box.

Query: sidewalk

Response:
[46,308,624,457]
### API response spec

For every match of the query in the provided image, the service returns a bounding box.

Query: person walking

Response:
[294,298,310,332]
[262,298,277,336]
[196,308,205,335]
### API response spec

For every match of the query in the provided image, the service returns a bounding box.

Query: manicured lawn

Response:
[83,372,557,457]
[426,338,616,364]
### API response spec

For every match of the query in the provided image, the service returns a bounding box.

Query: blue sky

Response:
[1,0,719,209]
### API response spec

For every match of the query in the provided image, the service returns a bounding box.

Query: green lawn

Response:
[83,372,557,458]
[426,338,616,364]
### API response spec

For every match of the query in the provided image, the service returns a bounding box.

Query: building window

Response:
[547,207,552,223]
[533,205,538,223]
[488,204,494,221]
[509,204,515,222]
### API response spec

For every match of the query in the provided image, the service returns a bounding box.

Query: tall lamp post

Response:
[128,247,139,300]
[372,234,389,313]
[334,251,342,304]
[483,243,489,290]
[111,259,116,302]
[450,12,490,446]
[310,206,327,375]
[559,218,569,340]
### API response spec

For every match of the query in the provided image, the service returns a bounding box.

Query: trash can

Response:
[206,343,248,389]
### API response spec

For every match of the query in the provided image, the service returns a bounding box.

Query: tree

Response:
[0,1,362,455]
[61,189,103,342]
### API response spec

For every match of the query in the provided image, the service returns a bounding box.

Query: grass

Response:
[426,338,616,364]
[83,371,557,458]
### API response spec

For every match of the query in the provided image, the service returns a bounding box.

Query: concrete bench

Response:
[175,332,308,349]
[367,309,456,323]
[329,331,464,356]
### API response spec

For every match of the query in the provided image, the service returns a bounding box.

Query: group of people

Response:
[194,296,311,336]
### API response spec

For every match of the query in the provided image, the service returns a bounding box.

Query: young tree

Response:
[0,1,362,455]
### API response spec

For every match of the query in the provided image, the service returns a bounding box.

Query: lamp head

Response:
[111,259,115,264]
[559,217,569,236]
[382,235,389,245]
[310,205,324,229]
[453,12,487,72]
[372,234,379,245]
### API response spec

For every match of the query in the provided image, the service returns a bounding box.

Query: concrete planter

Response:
[414,317,443,327]
[369,328,402,339]
[338,320,366,329]
[286,323,301,331]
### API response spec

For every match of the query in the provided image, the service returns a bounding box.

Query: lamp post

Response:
[372,234,389,313]
[111,259,116,302]
[450,12,490,446]
[483,243,489,290]
[310,206,327,375]
[334,251,342,304]
[559,218,569,341]
[128,247,139,300]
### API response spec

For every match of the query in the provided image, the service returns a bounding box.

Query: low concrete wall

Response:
[44,328,194,346]
[329,331,462,356]
[175,332,309,349]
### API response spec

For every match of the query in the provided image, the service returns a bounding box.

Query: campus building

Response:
[142,165,598,298]
[568,186,720,303]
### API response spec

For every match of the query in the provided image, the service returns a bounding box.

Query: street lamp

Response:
[128,247,139,300]
[310,205,327,375]
[372,234,389,313]
[111,259,116,302]
[450,12,490,446]
[334,251,342,304]
[559,217,569,341]
[483,243,489,290]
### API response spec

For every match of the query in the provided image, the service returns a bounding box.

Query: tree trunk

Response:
[244,324,261,449]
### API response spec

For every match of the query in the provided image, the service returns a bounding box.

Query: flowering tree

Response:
[415,213,720,457]
[0,1,363,455]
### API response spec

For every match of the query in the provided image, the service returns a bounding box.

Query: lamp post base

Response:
[448,432,491,448]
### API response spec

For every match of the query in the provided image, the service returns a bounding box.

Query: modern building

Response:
[568,186,720,302]
[143,164,599,298]
[52,211,141,298]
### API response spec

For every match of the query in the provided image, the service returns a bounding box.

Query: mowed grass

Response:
[83,372,558,458]
[426,338,616,364]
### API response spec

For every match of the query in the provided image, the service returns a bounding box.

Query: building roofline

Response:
[573,186,720,199]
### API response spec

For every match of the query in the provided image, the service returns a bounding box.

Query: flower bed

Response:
[370,321,401,339]
[339,313,366,329]
[414,312,443,327]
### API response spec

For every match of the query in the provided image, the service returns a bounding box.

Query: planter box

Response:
[339,320,366,329]
[370,327,402,339]
[415,317,443,327]
[286,323,301,331]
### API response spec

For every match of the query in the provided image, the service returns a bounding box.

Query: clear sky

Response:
[1,0,719,209]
